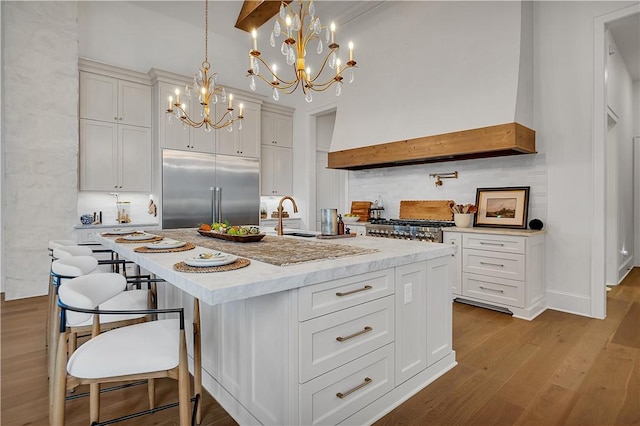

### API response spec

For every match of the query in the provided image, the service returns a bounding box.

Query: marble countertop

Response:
[444,226,546,236]
[96,230,455,306]
[74,222,159,230]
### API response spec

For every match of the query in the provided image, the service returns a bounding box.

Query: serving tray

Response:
[197,229,266,243]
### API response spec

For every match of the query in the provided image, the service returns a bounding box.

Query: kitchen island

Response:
[96,230,457,425]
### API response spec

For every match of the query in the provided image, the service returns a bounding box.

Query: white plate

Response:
[184,254,237,267]
[145,240,186,249]
[106,228,135,235]
[123,233,157,241]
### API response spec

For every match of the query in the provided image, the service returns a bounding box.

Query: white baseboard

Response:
[545,289,592,318]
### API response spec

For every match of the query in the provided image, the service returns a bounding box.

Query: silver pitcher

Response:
[320,208,338,235]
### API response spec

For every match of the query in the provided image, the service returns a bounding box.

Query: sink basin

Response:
[283,231,317,238]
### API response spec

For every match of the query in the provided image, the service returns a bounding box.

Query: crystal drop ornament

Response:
[249,75,256,91]
[279,3,285,19]
[335,83,341,96]
[349,70,355,83]
[252,60,259,75]
[281,41,288,56]
[204,125,211,133]
[314,18,321,34]
[309,1,315,16]
[293,15,301,31]
[317,39,323,54]
[270,32,276,47]
[287,48,295,65]
[305,91,313,103]
[274,20,281,36]
[325,28,330,43]
[272,87,280,101]
[238,120,243,130]
[329,51,336,69]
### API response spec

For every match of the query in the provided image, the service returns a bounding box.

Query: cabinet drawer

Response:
[299,269,394,321]
[462,272,525,308]
[300,296,394,383]
[463,249,524,281]
[300,343,395,426]
[463,233,525,254]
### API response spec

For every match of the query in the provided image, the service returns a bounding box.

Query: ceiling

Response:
[132,1,638,81]
[607,12,640,81]
[131,1,384,38]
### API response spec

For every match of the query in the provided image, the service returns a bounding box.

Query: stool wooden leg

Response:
[51,332,68,426]
[148,378,156,409]
[193,299,202,424]
[89,383,100,424]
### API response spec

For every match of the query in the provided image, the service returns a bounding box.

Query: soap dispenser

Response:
[337,214,345,235]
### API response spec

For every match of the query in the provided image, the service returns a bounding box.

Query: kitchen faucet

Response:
[277,196,298,236]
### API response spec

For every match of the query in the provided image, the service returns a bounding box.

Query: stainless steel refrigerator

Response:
[162,149,260,229]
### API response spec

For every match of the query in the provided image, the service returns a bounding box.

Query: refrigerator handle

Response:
[212,187,222,224]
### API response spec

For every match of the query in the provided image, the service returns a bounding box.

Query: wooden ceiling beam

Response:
[235,1,292,33]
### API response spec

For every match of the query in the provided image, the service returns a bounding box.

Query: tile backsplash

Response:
[77,192,159,225]
[348,153,547,223]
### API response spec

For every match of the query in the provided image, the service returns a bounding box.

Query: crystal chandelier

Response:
[166,0,243,132]
[247,0,357,103]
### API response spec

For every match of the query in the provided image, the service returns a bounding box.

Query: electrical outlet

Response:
[404,282,412,304]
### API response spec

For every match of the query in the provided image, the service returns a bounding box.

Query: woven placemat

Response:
[134,242,196,253]
[173,258,251,273]
[115,236,163,244]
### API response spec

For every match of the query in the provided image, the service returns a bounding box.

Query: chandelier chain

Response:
[204,0,208,64]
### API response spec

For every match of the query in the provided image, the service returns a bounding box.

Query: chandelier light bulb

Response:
[330,22,336,44]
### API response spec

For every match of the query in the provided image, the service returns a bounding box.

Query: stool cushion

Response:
[67,319,180,379]
[53,246,93,259]
[51,256,99,278]
[49,240,77,250]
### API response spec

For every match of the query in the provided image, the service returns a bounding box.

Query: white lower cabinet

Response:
[444,228,546,320]
[300,343,395,426]
[164,259,454,425]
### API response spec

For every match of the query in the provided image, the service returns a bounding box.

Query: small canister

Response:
[320,208,338,235]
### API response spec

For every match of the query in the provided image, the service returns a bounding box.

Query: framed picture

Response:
[474,186,530,228]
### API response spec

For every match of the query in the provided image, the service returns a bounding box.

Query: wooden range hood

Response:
[327,122,536,170]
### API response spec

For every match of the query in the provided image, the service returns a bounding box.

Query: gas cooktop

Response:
[368,218,455,227]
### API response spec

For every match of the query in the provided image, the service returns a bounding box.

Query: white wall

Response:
[534,1,635,316]
[2,2,79,299]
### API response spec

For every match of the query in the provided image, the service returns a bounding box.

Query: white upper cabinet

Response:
[79,60,152,192]
[216,99,260,158]
[159,82,215,153]
[261,110,293,148]
[80,72,151,127]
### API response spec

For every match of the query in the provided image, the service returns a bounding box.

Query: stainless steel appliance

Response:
[365,218,455,242]
[162,149,259,229]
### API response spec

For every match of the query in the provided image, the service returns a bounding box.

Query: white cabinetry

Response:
[80,72,151,127]
[443,232,462,295]
[444,228,546,320]
[160,258,454,426]
[157,81,215,153]
[80,121,151,191]
[260,104,294,196]
[260,218,301,229]
[79,60,152,192]
[261,145,293,196]
[261,110,293,148]
[216,99,260,157]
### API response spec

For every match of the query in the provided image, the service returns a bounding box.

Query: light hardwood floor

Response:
[2,269,639,425]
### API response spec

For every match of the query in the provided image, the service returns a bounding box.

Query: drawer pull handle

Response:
[479,286,505,293]
[479,242,505,246]
[336,285,372,297]
[336,377,373,399]
[336,326,373,342]
[479,261,504,267]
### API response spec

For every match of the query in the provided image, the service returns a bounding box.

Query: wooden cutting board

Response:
[350,201,372,222]
[399,200,454,221]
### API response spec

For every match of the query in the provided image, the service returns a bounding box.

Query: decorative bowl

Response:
[342,216,360,224]
[80,214,94,225]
